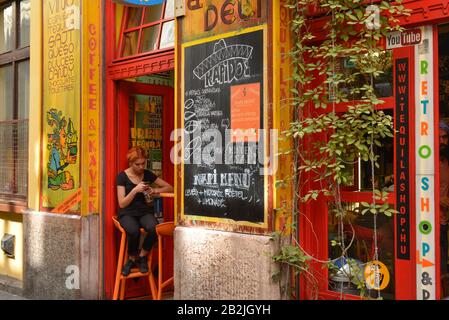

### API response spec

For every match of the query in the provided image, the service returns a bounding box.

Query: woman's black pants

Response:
[119,214,158,256]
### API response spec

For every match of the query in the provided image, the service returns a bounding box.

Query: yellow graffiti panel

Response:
[41,0,81,213]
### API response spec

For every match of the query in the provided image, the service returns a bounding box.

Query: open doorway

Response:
[105,71,175,300]
[117,72,175,194]
[438,23,449,299]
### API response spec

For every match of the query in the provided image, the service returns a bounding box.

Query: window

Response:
[325,50,395,298]
[331,51,394,102]
[340,111,394,192]
[0,0,30,202]
[328,201,395,299]
[117,1,175,59]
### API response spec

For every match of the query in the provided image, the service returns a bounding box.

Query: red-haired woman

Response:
[116,147,173,276]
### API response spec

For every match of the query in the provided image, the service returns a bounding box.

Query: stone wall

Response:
[174,226,280,300]
[23,211,99,300]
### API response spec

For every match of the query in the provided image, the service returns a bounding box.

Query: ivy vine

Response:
[272,0,411,300]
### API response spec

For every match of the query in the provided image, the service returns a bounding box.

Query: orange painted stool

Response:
[112,216,158,300]
[155,222,175,300]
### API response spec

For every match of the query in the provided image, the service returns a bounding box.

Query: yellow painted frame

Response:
[273,0,293,233]
[81,0,102,216]
[29,0,43,211]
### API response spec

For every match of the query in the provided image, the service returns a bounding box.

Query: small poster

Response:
[231,82,260,142]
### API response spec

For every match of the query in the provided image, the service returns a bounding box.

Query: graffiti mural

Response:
[46,109,78,191]
[42,0,81,212]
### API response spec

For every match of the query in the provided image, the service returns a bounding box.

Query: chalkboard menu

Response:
[183,28,265,223]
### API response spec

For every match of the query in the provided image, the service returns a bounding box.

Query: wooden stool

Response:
[156,222,175,300]
[112,216,158,300]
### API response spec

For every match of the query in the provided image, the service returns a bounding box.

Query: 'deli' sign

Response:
[113,0,165,5]
[182,0,267,42]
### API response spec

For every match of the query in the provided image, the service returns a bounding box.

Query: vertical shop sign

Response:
[395,58,410,260]
[81,0,101,215]
[415,25,436,300]
[275,1,292,232]
[42,0,81,212]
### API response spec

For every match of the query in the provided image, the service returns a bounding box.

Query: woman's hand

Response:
[134,181,149,194]
[147,187,157,195]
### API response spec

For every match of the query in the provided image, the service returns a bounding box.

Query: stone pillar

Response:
[174,227,281,300]
[23,211,99,300]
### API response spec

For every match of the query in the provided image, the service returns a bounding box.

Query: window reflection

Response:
[341,110,394,192]
[144,4,163,24]
[140,25,160,53]
[0,4,14,54]
[332,51,393,101]
[328,202,395,299]
[20,0,30,48]
[160,21,174,49]
[18,60,29,119]
[122,31,139,57]
[0,64,13,121]
[126,7,143,29]
[0,64,14,195]
[164,0,174,19]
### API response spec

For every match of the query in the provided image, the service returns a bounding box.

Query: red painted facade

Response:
[103,1,175,299]
[100,0,449,300]
[299,0,449,300]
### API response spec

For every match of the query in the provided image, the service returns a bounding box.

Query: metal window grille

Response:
[0,119,28,199]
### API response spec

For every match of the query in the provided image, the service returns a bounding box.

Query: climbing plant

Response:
[272,0,410,300]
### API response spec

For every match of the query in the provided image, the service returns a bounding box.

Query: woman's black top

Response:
[116,169,158,217]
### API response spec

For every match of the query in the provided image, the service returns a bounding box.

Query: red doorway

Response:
[298,46,416,300]
[104,80,174,299]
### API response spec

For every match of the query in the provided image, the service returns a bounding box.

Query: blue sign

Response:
[113,0,165,6]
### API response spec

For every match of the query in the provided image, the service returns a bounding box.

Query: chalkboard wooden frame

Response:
[180,25,268,229]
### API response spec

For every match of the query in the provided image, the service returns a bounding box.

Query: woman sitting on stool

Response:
[116,146,173,276]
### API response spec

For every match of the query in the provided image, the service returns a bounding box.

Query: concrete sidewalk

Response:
[0,289,27,300]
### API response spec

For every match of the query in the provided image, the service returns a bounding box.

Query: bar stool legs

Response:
[113,219,126,300]
[112,216,158,300]
[156,222,175,300]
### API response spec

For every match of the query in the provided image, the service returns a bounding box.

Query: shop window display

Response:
[325,51,395,298]
[331,51,393,102]
[340,134,394,192]
[328,202,395,299]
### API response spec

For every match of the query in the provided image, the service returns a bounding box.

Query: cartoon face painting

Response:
[46,108,78,191]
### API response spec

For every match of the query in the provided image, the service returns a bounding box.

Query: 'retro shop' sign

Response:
[415,25,436,301]
[113,0,164,6]
[387,28,422,49]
